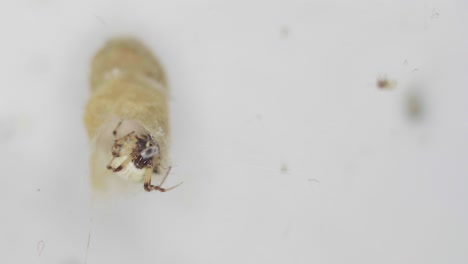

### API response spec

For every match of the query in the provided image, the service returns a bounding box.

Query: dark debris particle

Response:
[377,77,397,89]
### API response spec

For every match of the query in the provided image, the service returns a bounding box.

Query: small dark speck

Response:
[280,163,288,174]
[280,26,290,39]
[37,188,40,192]
[256,114,263,121]
[377,77,397,89]
[403,59,408,65]
[308,178,320,183]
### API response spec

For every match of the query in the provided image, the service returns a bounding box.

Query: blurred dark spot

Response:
[280,163,288,174]
[280,26,290,38]
[405,90,425,122]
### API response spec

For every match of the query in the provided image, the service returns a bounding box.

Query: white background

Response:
[0,0,467,263]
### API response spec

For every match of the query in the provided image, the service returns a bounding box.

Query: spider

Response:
[106,121,181,192]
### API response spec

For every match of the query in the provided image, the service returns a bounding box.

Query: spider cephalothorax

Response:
[106,121,179,192]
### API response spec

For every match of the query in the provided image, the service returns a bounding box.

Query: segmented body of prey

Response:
[84,38,180,193]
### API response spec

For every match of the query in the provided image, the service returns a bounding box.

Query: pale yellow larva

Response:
[84,37,179,193]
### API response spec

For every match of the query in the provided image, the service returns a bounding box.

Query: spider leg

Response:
[158,166,173,187]
[143,166,182,192]
[113,121,123,137]
[106,155,132,172]
[108,131,135,170]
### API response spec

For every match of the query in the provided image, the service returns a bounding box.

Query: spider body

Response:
[107,130,159,182]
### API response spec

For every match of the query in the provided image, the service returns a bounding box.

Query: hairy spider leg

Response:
[107,155,132,172]
[143,166,182,192]
[113,120,123,137]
